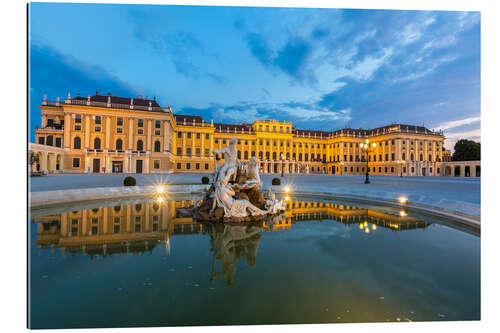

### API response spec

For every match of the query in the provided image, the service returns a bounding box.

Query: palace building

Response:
[34,93,447,176]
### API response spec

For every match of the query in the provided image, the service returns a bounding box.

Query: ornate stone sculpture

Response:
[187,138,286,223]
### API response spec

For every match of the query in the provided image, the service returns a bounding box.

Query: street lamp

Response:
[360,139,377,184]
[398,160,405,177]
[281,153,285,177]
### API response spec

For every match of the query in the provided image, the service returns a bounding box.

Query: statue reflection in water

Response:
[207,216,281,286]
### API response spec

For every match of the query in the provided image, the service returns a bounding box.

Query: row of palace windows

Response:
[331,140,441,149]
[176,162,210,170]
[73,137,163,152]
[177,147,211,157]
[72,158,162,169]
[38,135,62,147]
[257,124,290,133]
[214,139,326,149]
[177,132,210,140]
[330,152,441,162]
[73,115,163,128]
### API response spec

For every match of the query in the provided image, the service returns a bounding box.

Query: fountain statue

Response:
[180,138,286,223]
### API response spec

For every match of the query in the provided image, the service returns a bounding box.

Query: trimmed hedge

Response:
[272,178,281,185]
[201,176,210,184]
[123,176,136,186]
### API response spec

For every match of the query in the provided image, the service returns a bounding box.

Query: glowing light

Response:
[398,196,408,204]
[365,139,369,144]
[285,196,290,201]
[372,224,377,230]
[284,186,291,193]
[372,142,376,148]
[359,224,364,229]
[364,221,368,227]
[359,143,363,148]
[156,185,165,194]
[365,228,370,233]
[156,196,164,204]
[400,210,407,217]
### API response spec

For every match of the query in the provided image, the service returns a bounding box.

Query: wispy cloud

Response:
[432,116,481,131]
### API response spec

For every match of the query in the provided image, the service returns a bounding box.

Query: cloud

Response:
[432,116,481,131]
[129,9,227,84]
[176,100,351,130]
[29,43,138,140]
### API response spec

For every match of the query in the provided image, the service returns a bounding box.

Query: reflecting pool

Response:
[29,196,480,328]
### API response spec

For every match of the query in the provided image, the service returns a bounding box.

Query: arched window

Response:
[154,140,161,152]
[94,137,101,150]
[116,139,123,151]
[410,153,414,161]
[74,137,81,149]
[46,135,53,146]
[402,152,406,160]
[419,154,423,161]
[259,151,263,159]
[137,140,143,152]
[244,151,248,160]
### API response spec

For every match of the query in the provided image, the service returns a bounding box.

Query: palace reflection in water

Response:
[33,198,430,284]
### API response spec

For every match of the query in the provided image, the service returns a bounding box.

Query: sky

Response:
[28,3,480,150]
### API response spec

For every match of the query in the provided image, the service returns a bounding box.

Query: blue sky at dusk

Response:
[28,3,480,150]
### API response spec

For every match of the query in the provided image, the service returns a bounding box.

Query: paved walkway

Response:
[29,173,480,216]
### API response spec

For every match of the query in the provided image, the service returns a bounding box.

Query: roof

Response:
[73,93,161,108]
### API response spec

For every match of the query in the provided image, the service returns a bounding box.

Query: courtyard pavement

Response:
[29,173,480,217]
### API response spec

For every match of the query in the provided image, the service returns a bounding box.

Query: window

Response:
[94,137,101,150]
[205,148,209,156]
[38,137,45,144]
[95,126,101,132]
[114,226,120,234]
[186,148,192,156]
[177,163,181,169]
[196,163,200,170]
[95,116,101,124]
[117,117,123,126]
[117,128,123,133]
[187,132,191,139]
[391,153,395,161]
[75,115,82,123]
[74,137,81,149]
[55,137,62,147]
[137,129,143,135]
[116,139,123,151]
[154,160,160,169]
[177,147,182,155]
[46,136,53,146]
[195,148,201,156]
[205,163,209,170]
[155,130,160,135]
[402,153,406,160]
[205,134,209,140]
[178,132,182,138]
[72,158,80,168]
[186,163,191,170]
[385,154,389,161]
[155,120,161,128]
[138,119,144,127]
[137,140,143,151]
[154,141,161,152]
[196,133,201,139]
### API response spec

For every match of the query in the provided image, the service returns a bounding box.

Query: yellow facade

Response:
[35,93,174,174]
[35,93,445,176]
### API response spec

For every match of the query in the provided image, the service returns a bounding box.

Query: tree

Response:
[451,139,480,161]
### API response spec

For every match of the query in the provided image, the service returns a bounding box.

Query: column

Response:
[40,152,48,172]
[60,213,68,236]
[105,116,111,149]
[64,113,71,149]
[182,132,187,156]
[103,207,108,234]
[85,115,90,148]
[128,118,134,150]
[145,203,150,232]
[147,119,152,151]
[126,204,131,233]
[163,120,170,152]
[124,155,129,173]
[82,210,88,236]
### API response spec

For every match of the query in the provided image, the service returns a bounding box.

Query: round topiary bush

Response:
[201,176,210,184]
[123,176,136,186]
[272,177,281,185]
